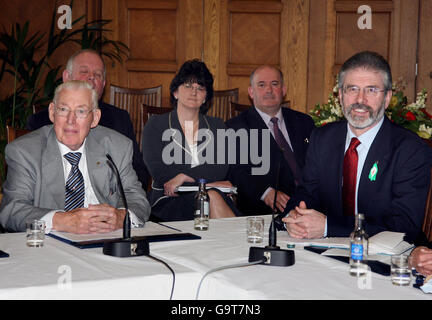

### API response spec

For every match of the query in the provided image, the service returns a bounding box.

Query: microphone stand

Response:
[103,154,149,257]
[248,146,295,266]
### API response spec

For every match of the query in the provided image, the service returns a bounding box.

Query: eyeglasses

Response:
[343,85,387,98]
[182,83,206,93]
[55,106,95,119]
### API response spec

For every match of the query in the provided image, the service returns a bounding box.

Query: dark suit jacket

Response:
[225,106,315,215]
[26,101,150,190]
[280,117,432,243]
[142,110,237,221]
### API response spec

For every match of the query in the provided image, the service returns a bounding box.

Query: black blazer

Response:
[26,101,150,190]
[280,117,432,243]
[142,110,233,220]
[225,106,315,215]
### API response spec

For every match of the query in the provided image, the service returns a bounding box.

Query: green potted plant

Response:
[0,1,128,188]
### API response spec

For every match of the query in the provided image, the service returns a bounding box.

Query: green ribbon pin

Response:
[368,162,378,181]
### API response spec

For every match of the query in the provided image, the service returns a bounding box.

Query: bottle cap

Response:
[198,178,207,184]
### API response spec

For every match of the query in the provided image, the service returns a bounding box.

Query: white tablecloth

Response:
[0,215,430,300]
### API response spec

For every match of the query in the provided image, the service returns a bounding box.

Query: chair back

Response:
[229,100,291,119]
[142,104,172,126]
[423,139,432,241]
[6,125,30,144]
[207,88,239,121]
[230,102,251,118]
[109,84,162,150]
[32,104,45,114]
[2,126,30,194]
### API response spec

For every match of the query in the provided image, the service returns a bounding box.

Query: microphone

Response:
[248,144,295,266]
[106,154,130,239]
[103,154,149,257]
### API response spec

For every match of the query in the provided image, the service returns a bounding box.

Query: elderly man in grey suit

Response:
[0,80,150,233]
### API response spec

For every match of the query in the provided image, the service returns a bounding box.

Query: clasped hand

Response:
[53,204,126,234]
[282,201,326,239]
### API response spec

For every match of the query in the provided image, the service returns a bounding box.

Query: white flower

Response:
[419,124,432,135]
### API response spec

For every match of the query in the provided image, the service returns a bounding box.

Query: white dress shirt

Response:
[41,139,142,233]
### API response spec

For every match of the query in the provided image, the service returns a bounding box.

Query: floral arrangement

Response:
[309,79,432,139]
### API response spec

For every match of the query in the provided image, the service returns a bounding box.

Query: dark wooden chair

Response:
[32,104,45,114]
[229,100,291,119]
[1,126,30,229]
[6,125,30,144]
[230,102,251,118]
[109,84,162,151]
[207,88,239,121]
[141,104,172,191]
[423,139,432,241]
[142,104,172,126]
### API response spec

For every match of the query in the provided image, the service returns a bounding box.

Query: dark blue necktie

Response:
[64,152,84,211]
[271,117,301,185]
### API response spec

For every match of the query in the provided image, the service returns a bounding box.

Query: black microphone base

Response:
[249,246,295,267]
[103,238,149,257]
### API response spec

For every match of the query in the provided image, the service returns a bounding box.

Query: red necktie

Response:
[343,137,361,216]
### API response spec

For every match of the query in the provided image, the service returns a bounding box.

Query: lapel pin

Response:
[368,161,378,181]
[304,138,309,144]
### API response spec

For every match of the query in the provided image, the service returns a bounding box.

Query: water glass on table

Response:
[246,217,264,244]
[390,255,411,286]
[26,220,46,247]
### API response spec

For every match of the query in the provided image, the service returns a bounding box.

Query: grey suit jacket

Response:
[0,125,151,232]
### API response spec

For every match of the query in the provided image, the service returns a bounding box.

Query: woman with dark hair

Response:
[142,59,240,222]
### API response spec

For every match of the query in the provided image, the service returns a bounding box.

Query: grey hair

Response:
[249,65,284,86]
[65,49,106,79]
[338,51,392,92]
[53,80,99,110]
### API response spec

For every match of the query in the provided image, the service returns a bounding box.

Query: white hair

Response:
[65,49,106,79]
[53,80,99,110]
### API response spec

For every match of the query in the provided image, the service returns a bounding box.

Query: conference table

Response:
[0,215,430,300]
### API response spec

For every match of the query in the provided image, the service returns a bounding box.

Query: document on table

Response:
[279,230,414,255]
[49,221,185,243]
[175,185,237,194]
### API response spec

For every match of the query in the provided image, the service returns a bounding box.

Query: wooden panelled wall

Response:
[102,0,432,113]
[1,0,431,113]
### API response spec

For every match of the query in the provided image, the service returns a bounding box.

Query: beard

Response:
[342,99,386,130]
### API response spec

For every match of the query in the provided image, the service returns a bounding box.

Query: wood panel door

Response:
[417,0,432,113]
[307,0,420,111]
[102,0,204,107]
[204,0,309,111]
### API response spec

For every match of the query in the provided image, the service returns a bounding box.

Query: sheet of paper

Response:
[49,222,182,242]
[368,231,410,255]
[175,186,237,194]
[277,232,350,249]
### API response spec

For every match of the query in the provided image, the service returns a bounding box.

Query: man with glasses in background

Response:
[278,51,432,244]
[0,81,150,233]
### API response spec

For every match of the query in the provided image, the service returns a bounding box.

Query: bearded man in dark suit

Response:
[280,51,432,243]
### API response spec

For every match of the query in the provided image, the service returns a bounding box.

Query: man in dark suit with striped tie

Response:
[0,81,150,234]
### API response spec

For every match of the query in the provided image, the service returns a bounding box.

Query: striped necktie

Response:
[64,152,84,211]
[270,117,301,185]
